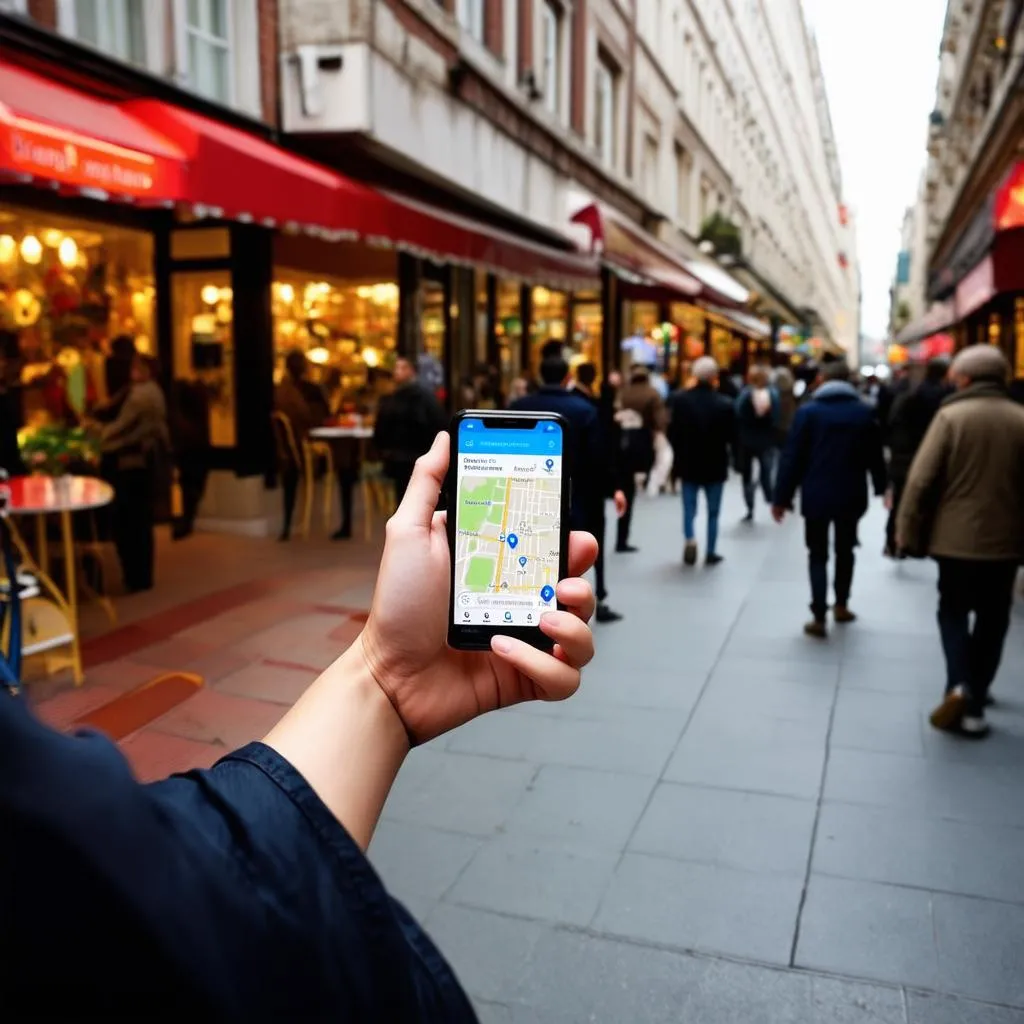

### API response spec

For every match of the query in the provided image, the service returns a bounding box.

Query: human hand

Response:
[613,489,627,518]
[771,505,787,524]
[359,433,598,744]
[884,488,893,511]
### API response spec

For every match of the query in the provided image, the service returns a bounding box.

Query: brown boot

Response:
[804,619,828,639]
[833,605,857,624]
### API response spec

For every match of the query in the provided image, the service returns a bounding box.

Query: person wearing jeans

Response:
[666,356,735,567]
[773,361,887,638]
[897,345,1024,739]
[735,366,780,522]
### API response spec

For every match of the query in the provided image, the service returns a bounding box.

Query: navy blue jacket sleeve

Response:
[773,404,811,509]
[0,694,477,1021]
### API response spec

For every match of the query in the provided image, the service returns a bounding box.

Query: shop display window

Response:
[529,286,567,373]
[0,204,154,433]
[569,290,602,376]
[272,271,399,416]
[496,279,523,397]
[172,269,235,447]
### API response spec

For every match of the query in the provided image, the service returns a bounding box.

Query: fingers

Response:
[567,531,598,578]
[556,577,595,623]
[540,609,594,668]
[392,432,449,531]
[490,635,581,701]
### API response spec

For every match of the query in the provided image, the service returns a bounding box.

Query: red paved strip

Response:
[74,672,204,741]
[261,657,324,675]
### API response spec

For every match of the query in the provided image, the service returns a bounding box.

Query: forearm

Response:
[263,638,409,850]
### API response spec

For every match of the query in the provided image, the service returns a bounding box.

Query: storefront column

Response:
[485,274,499,368]
[702,314,713,357]
[231,224,274,479]
[600,266,616,373]
[397,252,420,358]
[519,283,533,375]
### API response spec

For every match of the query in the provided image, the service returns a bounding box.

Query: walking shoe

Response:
[929,684,968,732]
[683,541,698,566]
[959,714,991,739]
[705,553,724,567]
[804,620,828,639]
[883,544,896,559]
[595,603,623,623]
[833,605,857,624]
[616,544,639,553]
[742,511,754,523]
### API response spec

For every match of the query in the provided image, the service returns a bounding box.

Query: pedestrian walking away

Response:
[735,365,780,522]
[773,360,887,638]
[667,356,736,568]
[897,345,1024,739]
[615,365,666,552]
[569,362,629,622]
[373,356,446,508]
[883,357,950,557]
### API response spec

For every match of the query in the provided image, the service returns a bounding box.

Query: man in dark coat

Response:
[373,356,446,507]
[666,356,736,567]
[773,361,887,638]
[884,357,951,556]
[512,349,625,623]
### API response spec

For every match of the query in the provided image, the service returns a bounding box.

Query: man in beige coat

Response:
[897,345,1024,738]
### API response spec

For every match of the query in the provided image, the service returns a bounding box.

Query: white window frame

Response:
[456,0,486,43]
[172,0,261,117]
[0,0,28,14]
[56,0,154,69]
[594,55,616,168]
[541,1,562,116]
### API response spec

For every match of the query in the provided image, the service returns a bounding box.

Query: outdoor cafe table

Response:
[7,475,114,685]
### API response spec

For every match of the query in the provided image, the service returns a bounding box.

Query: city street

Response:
[34,483,1024,1023]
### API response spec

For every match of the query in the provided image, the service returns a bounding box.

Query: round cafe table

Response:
[308,425,380,541]
[6,475,114,685]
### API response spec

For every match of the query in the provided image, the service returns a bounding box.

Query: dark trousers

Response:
[937,558,1017,713]
[386,461,415,510]
[739,448,776,512]
[336,467,358,533]
[175,458,208,538]
[112,466,155,592]
[805,517,859,621]
[586,504,608,603]
[281,464,300,538]
[885,478,905,551]
[616,475,637,549]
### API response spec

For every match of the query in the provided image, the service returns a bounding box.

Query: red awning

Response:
[123,99,383,234]
[386,193,600,291]
[0,60,186,200]
[571,200,702,301]
[895,302,957,346]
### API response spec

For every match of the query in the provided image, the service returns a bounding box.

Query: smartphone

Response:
[447,410,571,651]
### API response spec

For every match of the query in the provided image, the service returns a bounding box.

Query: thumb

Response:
[392,432,449,530]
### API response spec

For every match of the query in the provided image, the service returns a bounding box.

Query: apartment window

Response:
[185,0,232,104]
[642,135,659,203]
[594,53,618,167]
[541,2,562,115]
[72,0,147,66]
[674,144,692,228]
[457,0,485,42]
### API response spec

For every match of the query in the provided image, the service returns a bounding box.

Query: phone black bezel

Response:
[446,409,572,652]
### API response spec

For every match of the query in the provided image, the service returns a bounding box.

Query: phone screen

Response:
[452,417,564,629]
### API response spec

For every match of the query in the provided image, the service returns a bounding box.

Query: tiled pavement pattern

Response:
[29,489,1024,1021]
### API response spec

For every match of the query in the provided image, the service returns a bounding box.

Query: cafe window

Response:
[569,291,602,375]
[172,269,235,447]
[0,205,154,429]
[496,280,523,398]
[530,286,568,374]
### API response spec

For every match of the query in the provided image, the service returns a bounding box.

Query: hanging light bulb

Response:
[42,229,64,248]
[0,235,14,264]
[58,236,79,269]
[307,346,330,365]
[276,282,295,304]
[20,235,42,265]
[200,284,221,305]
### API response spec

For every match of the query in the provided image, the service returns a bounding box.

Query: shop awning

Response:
[682,259,749,309]
[124,99,377,234]
[570,200,702,301]
[706,305,771,339]
[380,193,601,292]
[0,59,186,201]
[895,302,957,346]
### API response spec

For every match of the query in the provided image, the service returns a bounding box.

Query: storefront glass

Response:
[496,280,522,395]
[172,269,235,447]
[569,290,602,376]
[0,203,154,431]
[529,287,568,373]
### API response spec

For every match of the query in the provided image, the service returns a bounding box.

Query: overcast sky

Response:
[803,0,947,340]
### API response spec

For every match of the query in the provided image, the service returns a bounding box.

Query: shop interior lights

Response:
[20,234,42,265]
[200,284,221,306]
[0,235,14,264]
[57,236,78,269]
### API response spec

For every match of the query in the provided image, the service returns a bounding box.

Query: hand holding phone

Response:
[446,411,571,652]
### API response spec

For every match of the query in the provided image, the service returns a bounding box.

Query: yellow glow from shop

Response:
[533,286,551,306]
[219,286,233,303]
[276,282,295,303]
[200,284,221,305]
[0,235,14,264]
[361,346,380,367]
[41,229,63,248]
[58,236,79,269]
[20,235,42,265]
[308,346,330,365]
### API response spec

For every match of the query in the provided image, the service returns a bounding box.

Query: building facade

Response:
[278,0,860,354]
[899,0,1024,373]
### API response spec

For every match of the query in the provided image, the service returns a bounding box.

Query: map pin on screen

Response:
[519,556,527,567]
[545,458,554,470]
[507,534,519,550]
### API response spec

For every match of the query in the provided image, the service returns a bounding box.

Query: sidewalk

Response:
[28,485,1024,1021]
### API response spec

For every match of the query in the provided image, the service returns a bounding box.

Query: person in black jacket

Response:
[571,362,628,623]
[0,432,596,1019]
[373,356,446,507]
[667,356,736,567]
[883,357,951,557]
